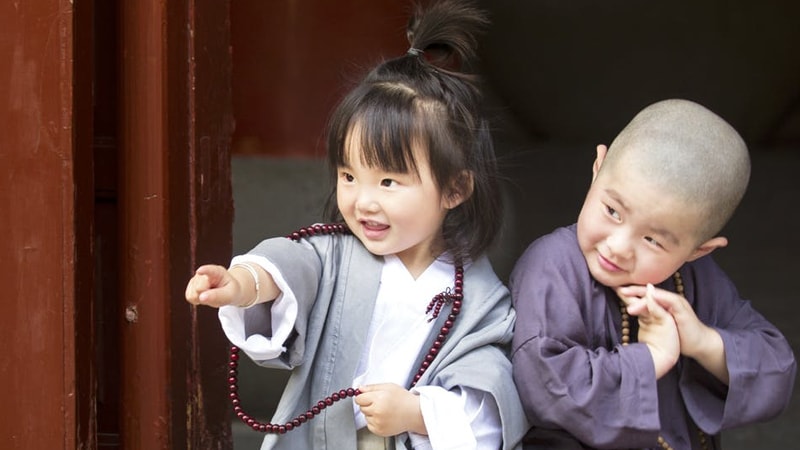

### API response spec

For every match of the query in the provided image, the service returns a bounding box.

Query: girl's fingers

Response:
[185,274,211,304]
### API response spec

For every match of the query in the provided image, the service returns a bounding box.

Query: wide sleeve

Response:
[217,253,299,361]
[679,256,797,433]
[408,385,501,450]
[219,236,325,370]
[509,228,661,448]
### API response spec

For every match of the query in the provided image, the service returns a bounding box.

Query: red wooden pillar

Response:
[167,0,236,447]
[119,0,233,448]
[0,0,233,448]
[118,0,171,446]
[0,1,82,448]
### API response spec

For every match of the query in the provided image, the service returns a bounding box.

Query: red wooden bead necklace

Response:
[227,223,464,434]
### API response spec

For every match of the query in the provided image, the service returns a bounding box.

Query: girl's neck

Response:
[395,239,447,279]
[397,253,441,279]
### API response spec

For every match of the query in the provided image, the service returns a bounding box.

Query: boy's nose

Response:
[606,232,633,259]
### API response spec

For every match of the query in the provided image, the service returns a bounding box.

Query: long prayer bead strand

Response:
[226,223,464,433]
[618,272,709,450]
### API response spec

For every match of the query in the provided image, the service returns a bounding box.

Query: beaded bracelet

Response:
[231,262,260,308]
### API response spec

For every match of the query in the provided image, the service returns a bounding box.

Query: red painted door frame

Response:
[0,1,234,448]
[118,0,234,447]
[0,1,82,448]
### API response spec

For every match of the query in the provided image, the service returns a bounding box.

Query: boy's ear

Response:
[687,236,728,262]
[443,170,474,209]
[592,144,609,181]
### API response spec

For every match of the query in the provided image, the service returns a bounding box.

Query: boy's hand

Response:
[355,383,427,437]
[617,283,729,383]
[185,264,243,308]
[617,284,680,379]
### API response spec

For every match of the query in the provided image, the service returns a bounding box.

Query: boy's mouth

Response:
[597,252,623,272]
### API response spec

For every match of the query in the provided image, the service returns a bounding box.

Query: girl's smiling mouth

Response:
[360,220,389,239]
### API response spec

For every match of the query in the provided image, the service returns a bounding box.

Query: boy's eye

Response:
[644,236,663,249]
[605,205,620,220]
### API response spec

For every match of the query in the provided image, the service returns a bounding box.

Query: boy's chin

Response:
[586,264,627,289]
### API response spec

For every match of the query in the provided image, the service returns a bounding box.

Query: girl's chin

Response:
[359,240,394,257]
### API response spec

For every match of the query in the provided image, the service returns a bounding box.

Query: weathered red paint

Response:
[167,0,234,448]
[119,0,234,448]
[231,0,409,157]
[118,0,173,446]
[0,1,78,449]
[73,0,99,447]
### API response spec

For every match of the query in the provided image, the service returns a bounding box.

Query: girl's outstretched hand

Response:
[355,383,427,437]
[185,264,243,308]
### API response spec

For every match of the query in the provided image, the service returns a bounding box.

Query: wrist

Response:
[686,326,724,362]
[404,392,427,435]
[647,343,679,379]
[230,263,260,307]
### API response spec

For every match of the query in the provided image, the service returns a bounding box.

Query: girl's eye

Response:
[341,172,354,182]
[380,178,395,187]
[605,205,620,220]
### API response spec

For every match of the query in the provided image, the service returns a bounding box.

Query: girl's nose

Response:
[355,187,380,213]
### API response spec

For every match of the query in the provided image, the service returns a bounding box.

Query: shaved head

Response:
[600,99,750,241]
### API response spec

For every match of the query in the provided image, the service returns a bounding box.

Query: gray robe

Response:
[238,233,528,449]
[510,225,797,450]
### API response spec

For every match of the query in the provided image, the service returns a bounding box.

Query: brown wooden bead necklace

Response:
[618,271,709,450]
[227,223,464,434]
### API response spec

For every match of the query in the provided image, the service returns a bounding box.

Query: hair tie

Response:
[407,47,423,57]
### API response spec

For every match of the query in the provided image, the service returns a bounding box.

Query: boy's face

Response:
[576,157,709,288]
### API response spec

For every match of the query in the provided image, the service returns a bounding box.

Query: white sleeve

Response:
[407,385,501,450]
[217,254,299,361]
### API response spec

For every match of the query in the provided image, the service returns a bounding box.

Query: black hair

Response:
[323,0,500,265]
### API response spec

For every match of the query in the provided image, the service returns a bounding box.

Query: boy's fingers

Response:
[626,300,647,316]
[646,283,656,299]
[644,284,671,317]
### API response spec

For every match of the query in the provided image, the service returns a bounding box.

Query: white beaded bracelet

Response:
[231,263,260,308]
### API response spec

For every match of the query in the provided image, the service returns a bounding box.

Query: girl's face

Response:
[336,140,456,277]
[576,160,708,288]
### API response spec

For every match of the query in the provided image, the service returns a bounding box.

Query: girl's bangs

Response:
[339,91,422,175]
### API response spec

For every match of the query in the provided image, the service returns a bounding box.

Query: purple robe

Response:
[510,225,796,450]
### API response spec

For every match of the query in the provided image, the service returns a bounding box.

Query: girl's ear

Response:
[687,236,728,262]
[443,170,474,209]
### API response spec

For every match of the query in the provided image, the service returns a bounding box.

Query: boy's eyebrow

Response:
[605,188,681,246]
[648,225,681,247]
[604,188,627,210]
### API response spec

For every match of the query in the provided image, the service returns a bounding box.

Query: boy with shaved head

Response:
[510,99,796,449]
